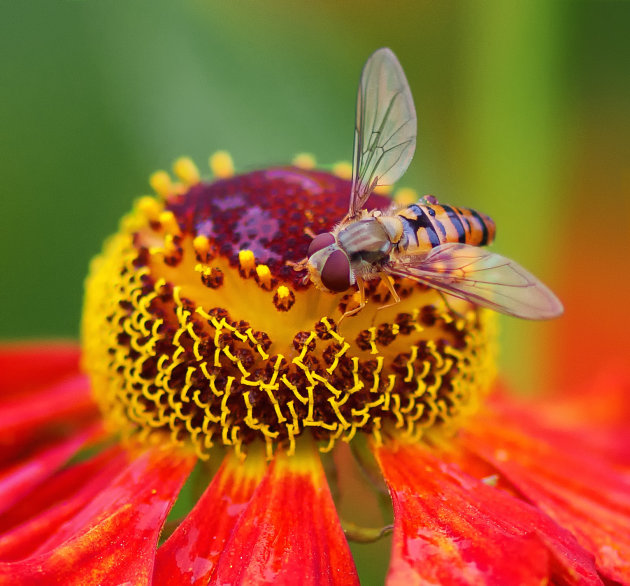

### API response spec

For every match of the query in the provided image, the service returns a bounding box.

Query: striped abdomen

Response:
[396,203,496,252]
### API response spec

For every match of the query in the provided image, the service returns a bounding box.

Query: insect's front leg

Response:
[286,258,308,271]
[375,274,401,312]
[338,277,367,324]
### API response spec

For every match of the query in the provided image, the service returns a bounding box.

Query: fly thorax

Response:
[337,218,393,260]
[375,215,405,245]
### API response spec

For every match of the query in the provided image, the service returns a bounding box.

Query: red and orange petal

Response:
[460,394,630,583]
[155,441,358,585]
[0,342,98,467]
[375,440,602,585]
[0,444,194,585]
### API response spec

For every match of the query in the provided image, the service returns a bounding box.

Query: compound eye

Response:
[321,250,351,292]
[307,233,335,257]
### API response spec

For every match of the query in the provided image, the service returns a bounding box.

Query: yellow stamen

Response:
[149,171,173,199]
[136,196,163,222]
[158,210,182,236]
[255,264,272,289]
[238,249,256,276]
[209,151,235,178]
[394,187,418,206]
[332,161,352,180]
[193,235,211,258]
[173,157,200,186]
[292,153,316,169]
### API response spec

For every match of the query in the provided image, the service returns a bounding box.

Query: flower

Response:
[0,154,628,585]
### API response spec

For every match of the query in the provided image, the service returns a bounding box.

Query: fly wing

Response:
[349,48,417,218]
[388,243,564,320]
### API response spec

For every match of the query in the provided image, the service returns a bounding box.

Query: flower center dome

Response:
[82,161,497,460]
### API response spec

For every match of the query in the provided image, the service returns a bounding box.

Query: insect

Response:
[303,47,564,321]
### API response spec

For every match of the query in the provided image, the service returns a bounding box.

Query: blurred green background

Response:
[1,1,629,581]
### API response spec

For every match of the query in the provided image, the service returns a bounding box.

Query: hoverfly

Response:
[304,47,563,321]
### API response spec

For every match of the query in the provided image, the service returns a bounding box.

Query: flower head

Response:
[0,154,628,585]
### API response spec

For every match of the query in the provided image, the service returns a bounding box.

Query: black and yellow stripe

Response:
[396,204,496,252]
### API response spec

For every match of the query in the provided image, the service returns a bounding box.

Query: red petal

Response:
[0,449,126,561]
[0,446,195,585]
[0,427,97,516]
[0,374,98,454]
[374,440,601,586]
[464,406,630,583]
[154,451,266,584]
[0,447,120,534]
[0,342,80,397]
[213,443,359,586]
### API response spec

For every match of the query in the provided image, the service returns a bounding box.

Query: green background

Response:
[1,2,629,582]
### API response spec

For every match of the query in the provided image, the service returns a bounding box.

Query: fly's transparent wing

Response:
[388,243,564,320]
[349,48,417,218]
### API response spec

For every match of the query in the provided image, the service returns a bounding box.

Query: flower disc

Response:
[82,163,497,459]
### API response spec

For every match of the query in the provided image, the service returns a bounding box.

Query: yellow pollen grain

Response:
[173,157,200,185]
[149,170,173,199]
[193,235,210,256]
[276,285,290,299]
[209,151,235,178]
[394,187,418,206]
[136,196,162,222]
[292,153,316,169]
[332,161,352,180]
[194,263,212,276]
[373,184,393,195]
[238,249,256,275]
[158,211,182,236]
[255,264,272,288]
[164,234,179,256]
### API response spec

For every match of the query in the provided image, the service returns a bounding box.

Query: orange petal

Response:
[374,440,601,586]
[213,443,359,585]
[463,403,630,583]
[0,446,195,585]
[154,450,266,584]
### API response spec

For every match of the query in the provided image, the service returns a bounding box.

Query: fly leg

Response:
[304,226,316,239]
[375,274,401,312]
[338,277,366,323]
[285,226,317,273]
[286,258,308,270]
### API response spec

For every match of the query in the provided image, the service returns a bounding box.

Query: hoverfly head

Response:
[306,233,353,293]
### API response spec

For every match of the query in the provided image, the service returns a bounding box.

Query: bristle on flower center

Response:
[82,155,497,460]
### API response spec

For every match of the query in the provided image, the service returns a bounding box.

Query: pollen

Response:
[292,153,317,170]
[373,184,393,195]
[332,161,352,180]
[209,151,235,178]
[158,210,182,236]
[238,249,256,276]
[82,156,498,461]
[149,170,173,199]
[255,264,273,290]
[394,187,418,206]
[173,157,200,186]
[136,196,163,221]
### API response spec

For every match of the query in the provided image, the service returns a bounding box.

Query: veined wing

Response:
[388,243,564,320]
[349,48,417,218]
